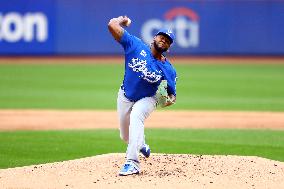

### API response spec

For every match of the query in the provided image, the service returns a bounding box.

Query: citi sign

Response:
[141,7,199,48]
[0,12,48,43]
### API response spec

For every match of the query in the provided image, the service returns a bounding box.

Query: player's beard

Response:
[153,41,168,53]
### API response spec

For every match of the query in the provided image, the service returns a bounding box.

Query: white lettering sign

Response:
[141,16,199,48]
[0,12,48,43]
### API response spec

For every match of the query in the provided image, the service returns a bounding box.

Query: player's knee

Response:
[130,111,146,122]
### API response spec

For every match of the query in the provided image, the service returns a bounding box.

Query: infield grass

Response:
[0,129,283,169]
[0,63,284,111]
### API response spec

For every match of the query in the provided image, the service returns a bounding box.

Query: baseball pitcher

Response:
[108,15,177,176]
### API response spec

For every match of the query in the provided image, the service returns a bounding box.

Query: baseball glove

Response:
[156,80,172,108]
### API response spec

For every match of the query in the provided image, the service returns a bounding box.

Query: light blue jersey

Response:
[119,30,177,102]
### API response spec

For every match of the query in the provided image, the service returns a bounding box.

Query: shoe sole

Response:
[119,171,139,176]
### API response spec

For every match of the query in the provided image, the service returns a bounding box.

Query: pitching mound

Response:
[0,153,283,189]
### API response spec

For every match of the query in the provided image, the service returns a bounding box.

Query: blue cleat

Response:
[140,144,151,158]
[119,160,140,176]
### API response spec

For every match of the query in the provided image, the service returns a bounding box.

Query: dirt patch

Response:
[0,153,283,189]
[0,110,284,130]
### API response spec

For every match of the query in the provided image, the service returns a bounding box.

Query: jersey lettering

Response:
[128,58,162,83]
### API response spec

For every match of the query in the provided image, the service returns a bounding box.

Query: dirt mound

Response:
[0,153,283,189]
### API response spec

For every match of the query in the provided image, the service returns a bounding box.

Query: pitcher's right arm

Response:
[108,16,131,42]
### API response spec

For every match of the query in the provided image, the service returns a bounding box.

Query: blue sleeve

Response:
[167,69,177,96]
[119,29,139,54]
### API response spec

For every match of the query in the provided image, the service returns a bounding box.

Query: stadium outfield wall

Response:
[0,1,283,56]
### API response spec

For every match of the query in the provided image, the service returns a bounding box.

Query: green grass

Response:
[0,64,123,109]
[0,63,284,111]
[0,129,283,168]
[177,64,284,111]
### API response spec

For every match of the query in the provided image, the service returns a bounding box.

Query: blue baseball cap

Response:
[156,29,175,44]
